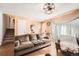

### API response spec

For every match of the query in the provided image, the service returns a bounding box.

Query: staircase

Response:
[3,29,14,44]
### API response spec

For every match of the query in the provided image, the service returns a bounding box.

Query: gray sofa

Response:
[14,33,51,56]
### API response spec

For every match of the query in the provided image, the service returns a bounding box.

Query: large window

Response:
[52,18,79,42]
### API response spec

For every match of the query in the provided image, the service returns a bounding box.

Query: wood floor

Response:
[57,50,63,56]
[0,42,14,56]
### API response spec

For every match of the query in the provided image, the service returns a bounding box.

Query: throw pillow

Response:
[15,40,20,47]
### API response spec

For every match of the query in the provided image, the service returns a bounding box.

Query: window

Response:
[61,25,67,35]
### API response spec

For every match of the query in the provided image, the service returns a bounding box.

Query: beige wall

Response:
[15,16,51,36]
[15,16,41,36]
[41,19,52,34]
[0,13,3,45]
[3,14,8,35]
[0,13,9,45]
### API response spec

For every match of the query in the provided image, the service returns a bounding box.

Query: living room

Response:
[0,3,79,56]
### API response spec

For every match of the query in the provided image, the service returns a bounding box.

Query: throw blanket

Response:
[60,35,79,53]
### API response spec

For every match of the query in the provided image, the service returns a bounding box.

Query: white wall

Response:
[0,12,3,45]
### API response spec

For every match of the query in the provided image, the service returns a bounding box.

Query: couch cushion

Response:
[15,41,34,51]
[36,34,42,39]
[36,34,50,44]
[18,36,25,42]
[31,39,45,45]
[37,40,45,44]
[37,34,50,43]
[29,34,37,41]
[25,35,30,41]
[31,40,39,45]
[42,38,50,43]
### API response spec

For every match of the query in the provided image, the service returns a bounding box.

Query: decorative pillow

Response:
[15,40,20,47]
[21,41,27,45]
[29,34,37,41]
[37,34,42,40]
[19,36,25,42]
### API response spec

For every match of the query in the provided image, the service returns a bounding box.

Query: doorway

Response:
[9,16,15,29]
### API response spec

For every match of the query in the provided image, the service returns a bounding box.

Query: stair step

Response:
[4,34,14,37]
[3,29,14,44]
[5,35,14,37]
[3,40,14,44]
[5,34,12,35]
[5,36,14,38]
[5,34,14,36]
[4,37,14,39]
[5,33,14,34]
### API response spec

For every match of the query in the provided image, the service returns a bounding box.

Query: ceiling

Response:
[0,3,79,20]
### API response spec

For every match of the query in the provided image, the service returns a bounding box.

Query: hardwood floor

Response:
[0,42,14,56]
[57,49,63,56]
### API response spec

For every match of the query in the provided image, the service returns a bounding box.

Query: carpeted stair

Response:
[3,29,14,44]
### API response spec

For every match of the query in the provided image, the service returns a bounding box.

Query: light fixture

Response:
[43,3,55,14]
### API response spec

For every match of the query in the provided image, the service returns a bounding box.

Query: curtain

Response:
[52,24,61,42]
[52,22,79,42]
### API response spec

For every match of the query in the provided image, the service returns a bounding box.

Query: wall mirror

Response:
[30,25,37,33]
